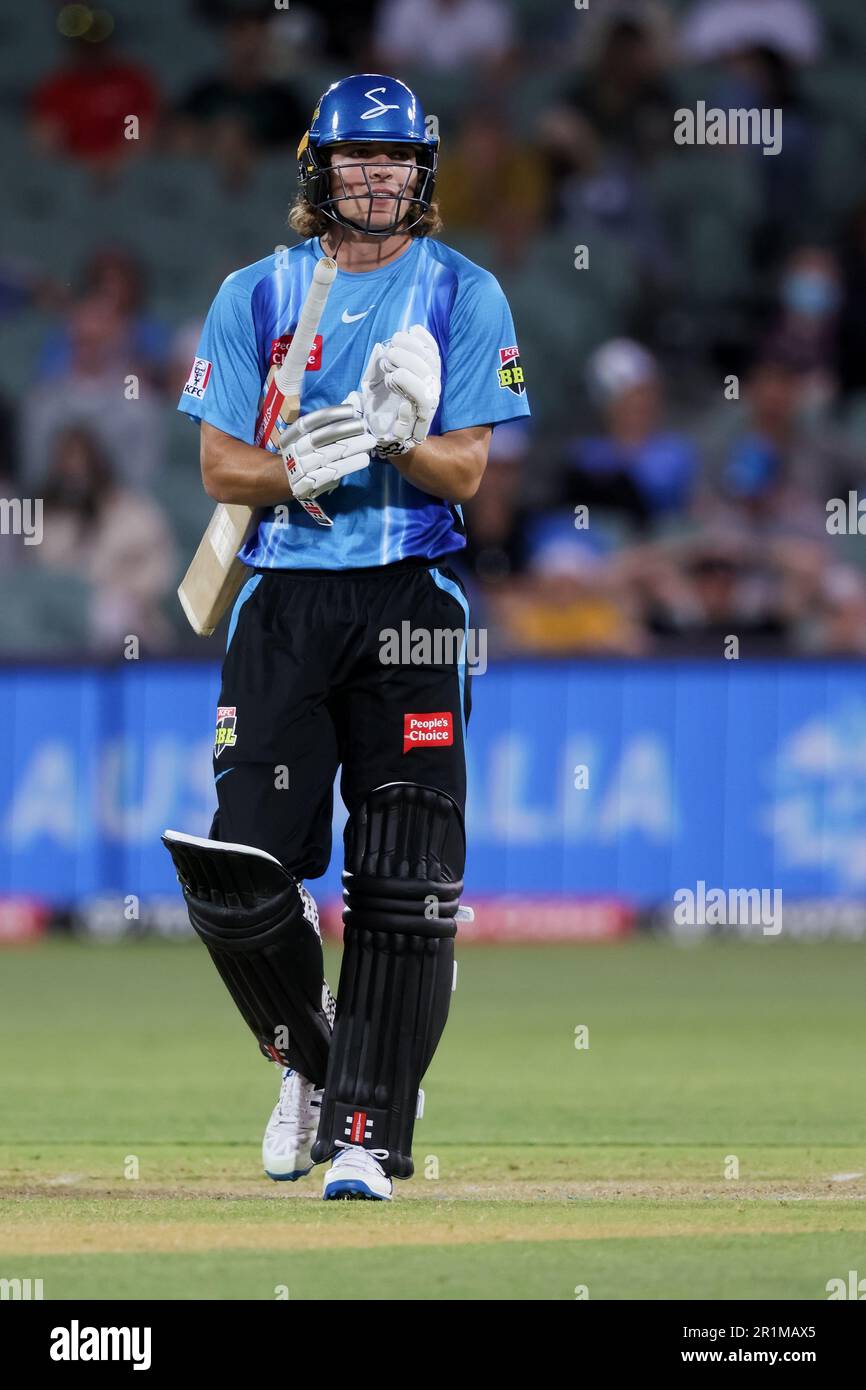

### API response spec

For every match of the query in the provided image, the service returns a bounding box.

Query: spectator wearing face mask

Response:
[763,246,841,409]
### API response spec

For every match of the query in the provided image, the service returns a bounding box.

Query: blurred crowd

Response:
[2,0,866,656]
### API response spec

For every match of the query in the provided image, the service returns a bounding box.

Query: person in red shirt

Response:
[30,34,159,165]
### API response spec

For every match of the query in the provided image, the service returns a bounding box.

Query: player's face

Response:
[328,143,420,232]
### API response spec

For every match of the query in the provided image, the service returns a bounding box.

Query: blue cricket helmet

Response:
[297,74,439,237]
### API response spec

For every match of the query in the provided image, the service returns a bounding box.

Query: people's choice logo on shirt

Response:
[270,333,322,371]
[361,87,400,120]
[183,356,212,400]
[497,345,525,395]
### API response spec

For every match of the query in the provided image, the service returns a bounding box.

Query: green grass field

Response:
[1,936,864,1300]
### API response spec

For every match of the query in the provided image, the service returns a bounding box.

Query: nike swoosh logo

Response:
[342,307,374,323]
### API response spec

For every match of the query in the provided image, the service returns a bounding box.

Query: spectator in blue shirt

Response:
[560,338,697,529]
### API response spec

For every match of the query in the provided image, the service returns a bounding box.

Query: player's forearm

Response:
[201,424,289,506]
[391,430,488,503]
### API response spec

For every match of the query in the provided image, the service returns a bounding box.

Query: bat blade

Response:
[177,256,338,636]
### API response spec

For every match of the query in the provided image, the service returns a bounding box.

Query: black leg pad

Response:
[162,830,333,1086]
[311,783,465,1178]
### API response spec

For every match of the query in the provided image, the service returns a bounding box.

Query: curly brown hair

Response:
[288,191,443,241]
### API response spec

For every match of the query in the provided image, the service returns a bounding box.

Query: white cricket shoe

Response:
[262,881,336,1182]
[321,1143,393,1201]
[262,1068,323,1181]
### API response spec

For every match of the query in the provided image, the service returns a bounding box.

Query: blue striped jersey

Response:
[177,235,530,569]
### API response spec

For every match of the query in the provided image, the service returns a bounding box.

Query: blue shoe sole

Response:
[265,1165,313,1182]
[323,1179,391,1201]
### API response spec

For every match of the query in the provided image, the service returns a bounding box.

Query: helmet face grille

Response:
[298,144,438,238]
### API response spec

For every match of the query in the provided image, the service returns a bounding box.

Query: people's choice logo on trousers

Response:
[403,712,453,753]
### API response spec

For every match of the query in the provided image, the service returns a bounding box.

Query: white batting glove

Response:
[277,402,377,502]
[354,324,441,458]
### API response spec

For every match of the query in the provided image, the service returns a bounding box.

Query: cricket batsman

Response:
[163,74,530,1200]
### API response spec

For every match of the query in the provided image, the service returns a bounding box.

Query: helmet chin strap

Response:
[324,224,347,259]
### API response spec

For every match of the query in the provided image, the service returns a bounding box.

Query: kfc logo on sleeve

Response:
[403,712,454,753]
[182,357,212,400]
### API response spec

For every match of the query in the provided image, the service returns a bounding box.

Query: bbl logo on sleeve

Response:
[214,706,238,759]
[497,345,525,394]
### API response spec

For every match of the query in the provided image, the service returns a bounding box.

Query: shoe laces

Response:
[298,882,321,940]
[278,1068,322,1127]
[333,1139,390,1166]
[322,983,336,1030]
[298,884,336,1029]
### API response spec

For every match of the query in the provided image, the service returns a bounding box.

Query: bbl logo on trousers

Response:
[214,706,238,759]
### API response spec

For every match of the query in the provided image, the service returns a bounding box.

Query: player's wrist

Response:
[390,442,435,491]
[390,442,418,470]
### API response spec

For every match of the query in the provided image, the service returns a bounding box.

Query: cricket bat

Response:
[177,256,339,637]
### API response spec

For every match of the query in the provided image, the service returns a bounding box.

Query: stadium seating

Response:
[0,568,91,653]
